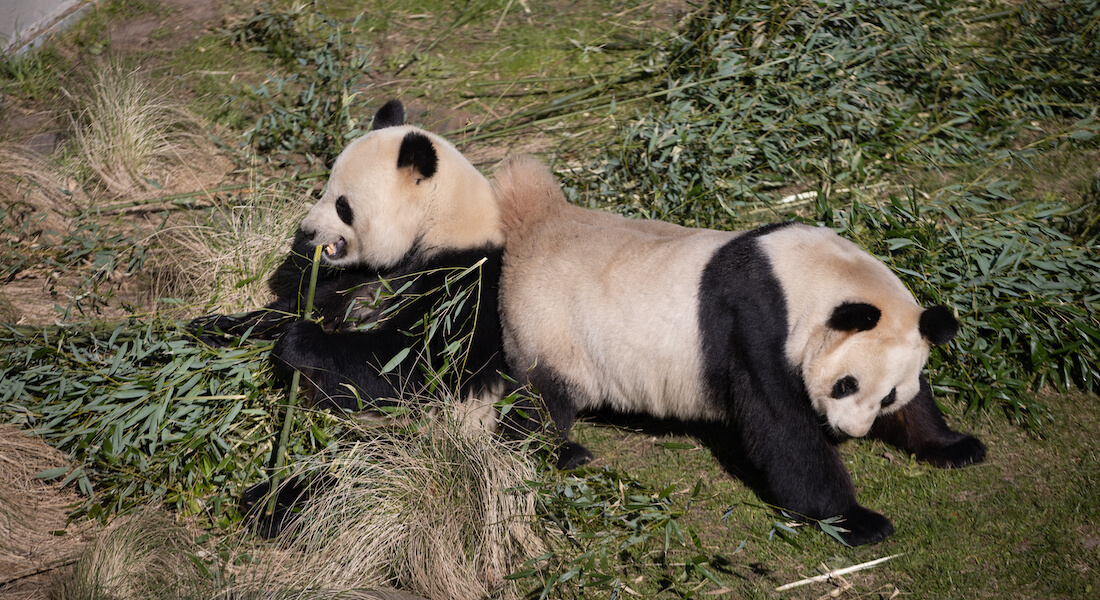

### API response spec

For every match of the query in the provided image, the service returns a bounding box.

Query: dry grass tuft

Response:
[159,180,306,313]
[0,426,93,597]
[49,510,197,600]
[0,143,83,242]
[247,406,545,600]
[67,62,221,198]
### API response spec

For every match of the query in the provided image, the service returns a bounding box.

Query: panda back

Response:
[501,201,736,420]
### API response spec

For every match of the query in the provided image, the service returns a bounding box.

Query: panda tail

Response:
[493,154,567,236]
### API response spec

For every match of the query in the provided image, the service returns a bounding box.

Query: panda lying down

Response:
[194,101,985,546]
[493,154,986,546]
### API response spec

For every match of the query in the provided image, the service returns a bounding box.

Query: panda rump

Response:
[493,154,986,547]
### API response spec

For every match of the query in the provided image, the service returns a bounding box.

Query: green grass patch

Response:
[166,32,277,131]
[0,44,67,102]
[570,391,1099,598]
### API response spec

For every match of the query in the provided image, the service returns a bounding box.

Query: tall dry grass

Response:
[32,405,543,600]
[0,143,82,241]
[0,426,92,595]
[66,62,219,198]
[158,179,307,313]
[49,511,198,600]
[244,405,545,600]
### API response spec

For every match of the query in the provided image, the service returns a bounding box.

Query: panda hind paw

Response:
[916,434,987,469]
[836,506,895,547]
[556,441,595,470]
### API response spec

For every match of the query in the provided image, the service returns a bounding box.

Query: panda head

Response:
[299,100,502,269]
[806,300,958,437]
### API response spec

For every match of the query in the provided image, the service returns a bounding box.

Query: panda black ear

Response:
[372,100,405,130]
[397,131,439,180]
[919,305,958,346]
[827,302,881,332]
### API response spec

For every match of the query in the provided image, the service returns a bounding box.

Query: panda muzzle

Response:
[322,237,347,260]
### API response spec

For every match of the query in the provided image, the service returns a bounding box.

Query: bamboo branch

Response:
[0,555,80,587]
[265,243,324,517]
[775,553,903,592]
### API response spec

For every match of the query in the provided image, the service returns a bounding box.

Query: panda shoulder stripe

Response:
[494,155,567,235]
[749,221,797,239]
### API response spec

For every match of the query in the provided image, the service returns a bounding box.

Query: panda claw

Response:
[917,434,987,469]
[556,441,595,470]
[835,506,895,546]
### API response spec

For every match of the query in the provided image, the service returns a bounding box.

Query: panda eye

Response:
[830,375,859,399]
[335,195,353,226]
[880,388,898,408]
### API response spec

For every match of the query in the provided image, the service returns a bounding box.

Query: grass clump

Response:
[67,62,217,197]
[161,180,312,315]
[51,510,200,600]
[0,142,81,243]
[259,409,543,600]
[0,45,66,102]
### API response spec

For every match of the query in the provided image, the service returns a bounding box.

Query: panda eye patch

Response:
[335,195,354,226]
[880,388,898,408]
[831,375,859,399]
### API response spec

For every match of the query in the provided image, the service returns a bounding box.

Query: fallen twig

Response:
[775,553,903,592]
[0,555,80,588]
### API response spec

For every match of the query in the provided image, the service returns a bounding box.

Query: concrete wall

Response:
[1,0,91,54]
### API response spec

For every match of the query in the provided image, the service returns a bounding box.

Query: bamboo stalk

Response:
[265,243,323,517]
[775,553,903,591]
[85,170,328,216]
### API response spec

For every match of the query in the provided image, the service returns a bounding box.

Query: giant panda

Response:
[192,100,507,419]
[493,154,986,546]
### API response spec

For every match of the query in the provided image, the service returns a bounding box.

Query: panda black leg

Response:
[723,376,895,546]
[835,505,895,546]
[557,440,595,470]
[749,437,894,546]
[527,368,594,470]
[870,376,987,468]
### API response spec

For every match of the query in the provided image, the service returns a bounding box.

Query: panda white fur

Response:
[493,155,986,546]
[192,100,506,418]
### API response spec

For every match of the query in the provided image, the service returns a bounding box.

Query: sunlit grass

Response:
[253,406,544,600]
[67,62,215,197]
[158,180,309,315]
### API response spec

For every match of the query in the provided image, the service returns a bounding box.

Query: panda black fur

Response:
[192,101,506,419]
[493,155,986,546]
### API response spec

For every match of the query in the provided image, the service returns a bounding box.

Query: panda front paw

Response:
[271,320,325,374]
[188,314,238,347]
[556,441,595,470]
[836,506,895,546]
[916,434,987,469]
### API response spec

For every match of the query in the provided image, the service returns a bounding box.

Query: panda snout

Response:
[837,419,874,438]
